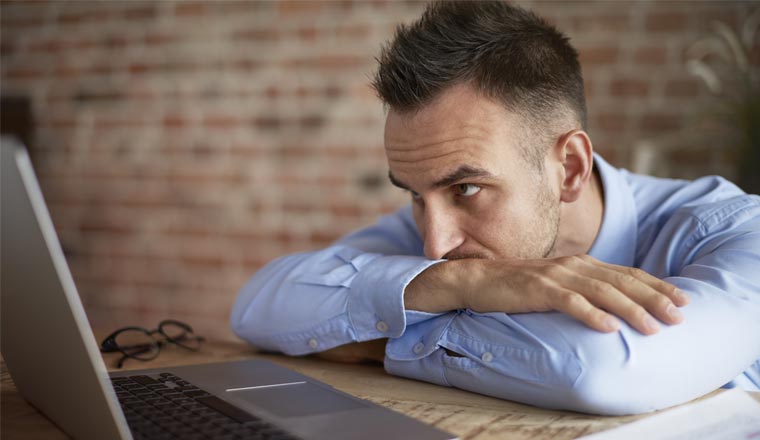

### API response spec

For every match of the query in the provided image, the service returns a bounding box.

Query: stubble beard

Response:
[539,186,561,259]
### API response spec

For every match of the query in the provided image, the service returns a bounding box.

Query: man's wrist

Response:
[404,259,477,313]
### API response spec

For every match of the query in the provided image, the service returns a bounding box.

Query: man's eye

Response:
[454,183,481,197]
[409,190,422,201]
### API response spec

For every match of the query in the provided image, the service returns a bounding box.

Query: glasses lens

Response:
[114,329,159,360]
[161,321,202,350]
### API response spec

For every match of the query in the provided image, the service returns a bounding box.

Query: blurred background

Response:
[2,1,758,342]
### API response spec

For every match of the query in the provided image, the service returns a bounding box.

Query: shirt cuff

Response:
[346,253,442,341]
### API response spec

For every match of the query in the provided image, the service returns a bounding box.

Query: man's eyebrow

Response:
[388,165,494,192]
[432,165,493,189]
[388,171,410,190]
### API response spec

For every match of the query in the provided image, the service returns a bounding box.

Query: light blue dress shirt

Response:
[231,155,760,415]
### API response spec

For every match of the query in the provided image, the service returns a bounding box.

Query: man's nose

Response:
[422,207,465,260]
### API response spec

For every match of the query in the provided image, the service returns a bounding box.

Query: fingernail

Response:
[667,304,683,322]
[676,289,690,303]
[644,315,660,333]
[605,317,620,331]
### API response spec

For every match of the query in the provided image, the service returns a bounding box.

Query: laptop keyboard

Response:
[112,373,301,440]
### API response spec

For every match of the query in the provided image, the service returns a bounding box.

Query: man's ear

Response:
[553,129,594,203]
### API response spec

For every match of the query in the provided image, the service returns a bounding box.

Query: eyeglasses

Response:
[100,319,205,368]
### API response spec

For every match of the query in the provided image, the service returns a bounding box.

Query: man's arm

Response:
[316,254,688,364]
[230,206,441,356]
[385,203,760,415]
[405,255,688,334]
[232,204,684,361]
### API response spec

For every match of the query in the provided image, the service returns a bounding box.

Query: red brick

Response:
[578,47,619,65]
[58,10,111,25]
[94,117,146,129]
[278,1,325,16]
[645,12,689,32]
[324,145,361,159]
[596,113,628,131]
[640,114,682,132]
[328,201,362,217]
[208,1,263,16]
[664,79,701,97]
[79,220,133,235]
[1,16,44,28]
[27,38,63,53]
[174,2,205,16]
[91,64,114,75]
[204,115,243,129]
[667,148,713,166]
[229,59,261,71]
[46,118,78,129]
[1,39,16,56]
[232,29,279,42]
[252,117,283,130]
[279,145,313,158]
[633,47,667,65]
[309,231,343,246]
[145,33,179,45]
[335,24,371,39]
[610,79,649,97]
[129,63,149,75]
[325,85,342,98]
[300,115,325,130]
[318,175,350,187]
[229,144,267,158]
[298,26,320,41]
[3,67,46,79]
[104,35,128,49]
[570,14,631,33]
[163,114,188,128]
[56,64,83,78]
[283,55,368,69]
[179,255,226,268]
[123,5,157,20]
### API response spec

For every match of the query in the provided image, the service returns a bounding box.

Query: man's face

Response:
[384,84,560,261]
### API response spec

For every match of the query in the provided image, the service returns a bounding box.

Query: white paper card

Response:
[578,389,760,440]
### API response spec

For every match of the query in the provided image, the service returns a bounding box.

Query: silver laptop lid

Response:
[1,137,131,440]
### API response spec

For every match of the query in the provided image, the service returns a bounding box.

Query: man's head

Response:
[373,0,587,169]
[373,1,599,261]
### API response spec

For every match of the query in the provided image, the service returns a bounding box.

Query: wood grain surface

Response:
[2,337,757,440]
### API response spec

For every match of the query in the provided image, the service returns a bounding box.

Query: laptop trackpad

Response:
[226,382,367,418]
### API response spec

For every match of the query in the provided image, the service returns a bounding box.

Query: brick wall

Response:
[1,1,755,342]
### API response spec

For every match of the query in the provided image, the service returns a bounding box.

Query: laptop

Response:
[0,137,456,440]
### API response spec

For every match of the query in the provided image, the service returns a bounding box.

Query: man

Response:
[231,1,760,415]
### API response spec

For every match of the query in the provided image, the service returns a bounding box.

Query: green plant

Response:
[686,9,760,194]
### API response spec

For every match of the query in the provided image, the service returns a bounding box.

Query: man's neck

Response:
[553,166,605,257]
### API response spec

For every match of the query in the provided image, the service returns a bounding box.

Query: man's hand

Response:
[406,255,690,335]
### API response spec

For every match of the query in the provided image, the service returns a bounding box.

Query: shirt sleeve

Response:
[385,197,760,416]
[230,205,443,355]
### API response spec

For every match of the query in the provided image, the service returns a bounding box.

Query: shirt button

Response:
[376,321,389,333]
[308,338,318,349]
[413,343,425,354]
[481,351,494,363]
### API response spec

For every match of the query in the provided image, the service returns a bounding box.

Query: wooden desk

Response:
[2,338,757,440]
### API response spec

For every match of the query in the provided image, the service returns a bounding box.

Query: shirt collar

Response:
[587,154,638,267]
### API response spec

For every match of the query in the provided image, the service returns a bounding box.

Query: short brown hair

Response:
[372,1,587,165]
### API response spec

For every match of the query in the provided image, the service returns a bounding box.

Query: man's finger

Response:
[575,261,684,327]
[563,274,663,335]
[602,262,690,307]
[549,289,621,333]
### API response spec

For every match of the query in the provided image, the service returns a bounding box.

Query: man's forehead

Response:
[385,109,508,149]
[384,105,525,165]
